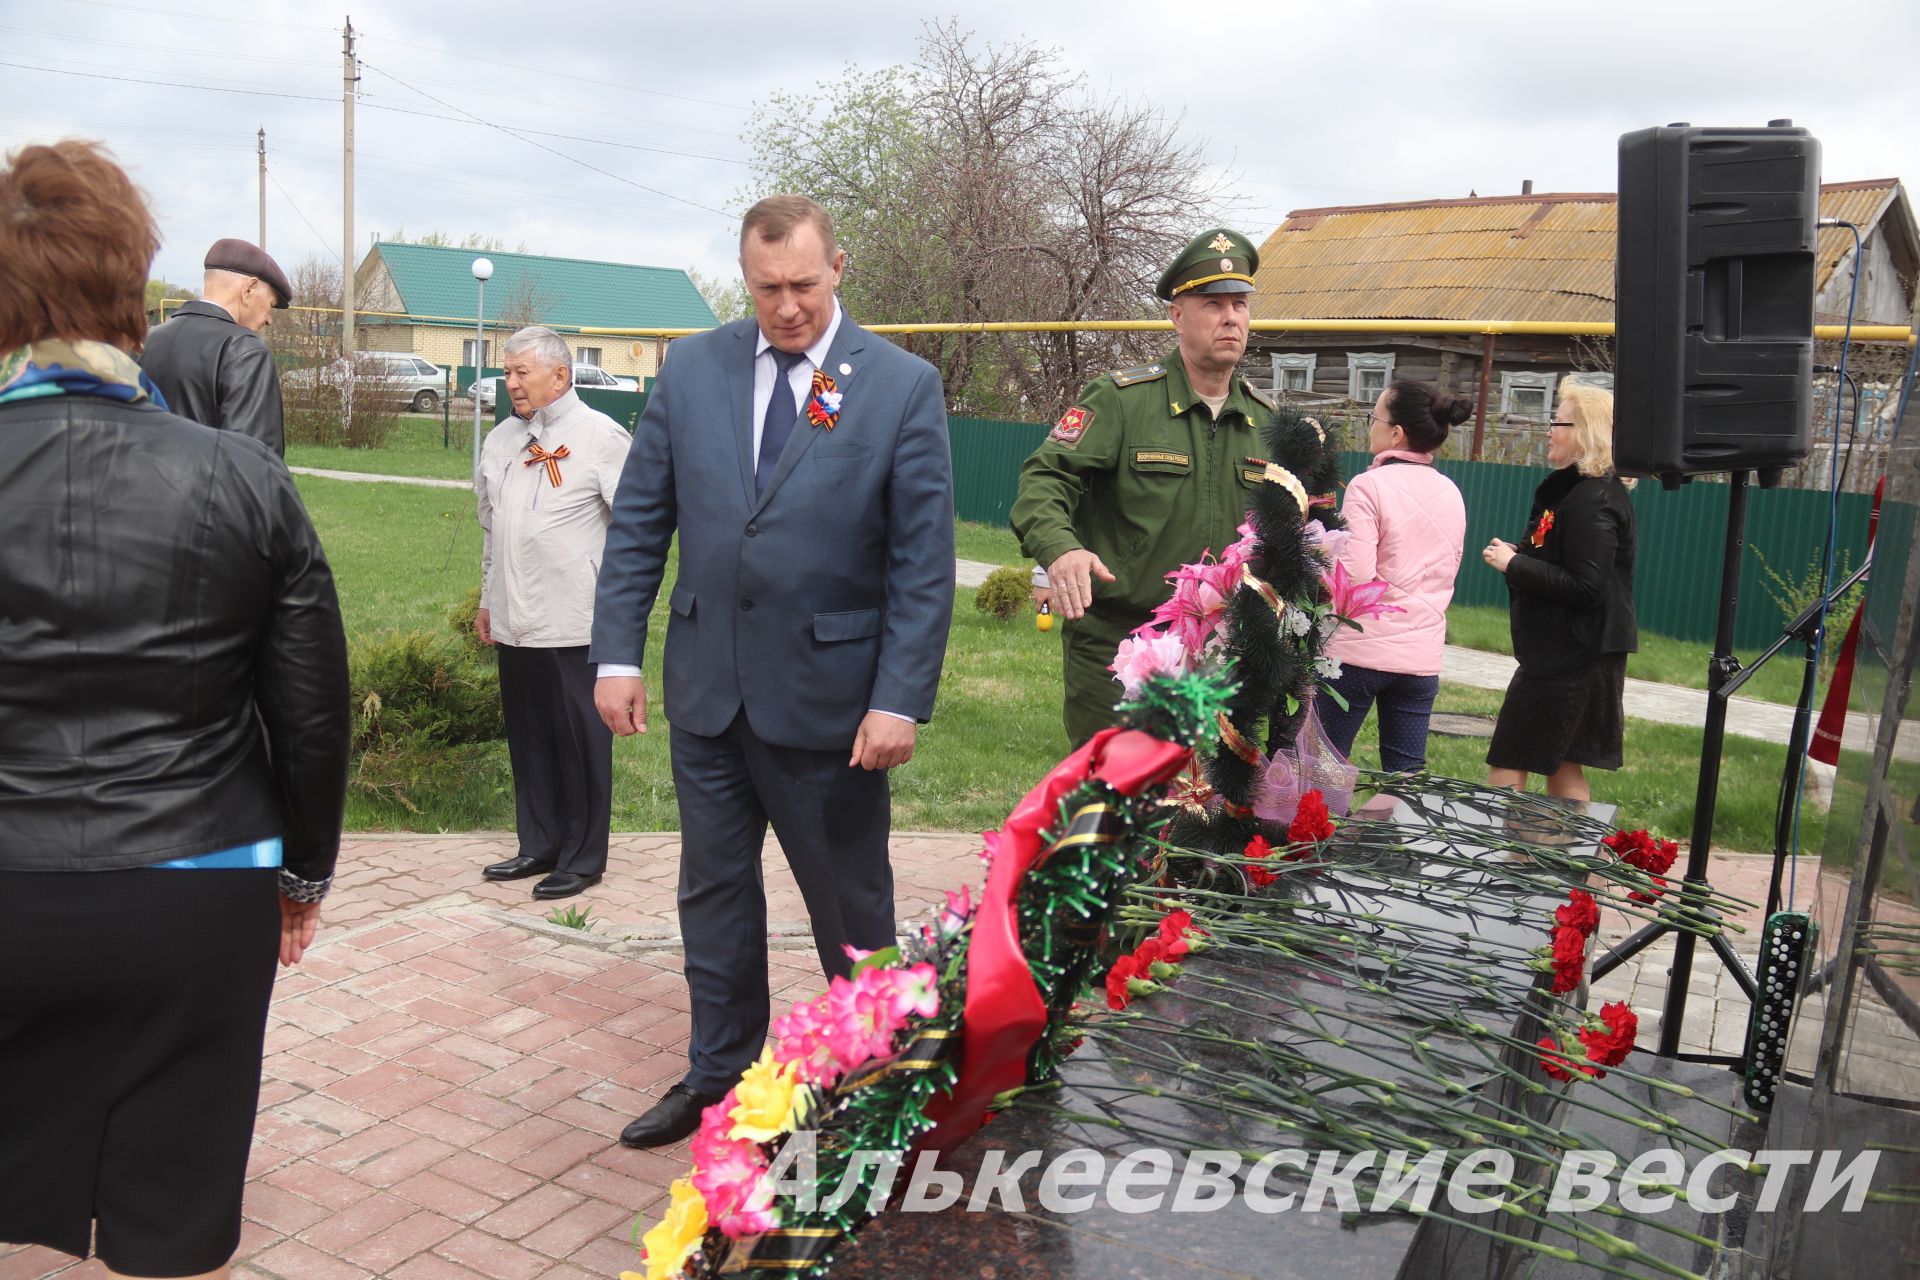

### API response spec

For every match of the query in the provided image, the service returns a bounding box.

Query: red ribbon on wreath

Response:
[918,726,1191,1150]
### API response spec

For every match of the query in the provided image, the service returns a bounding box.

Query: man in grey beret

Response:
[140,238,292,455]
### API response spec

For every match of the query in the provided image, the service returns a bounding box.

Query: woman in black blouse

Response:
[1482,381,1638,800]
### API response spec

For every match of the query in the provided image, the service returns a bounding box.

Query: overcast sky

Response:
[5,0,1918,302]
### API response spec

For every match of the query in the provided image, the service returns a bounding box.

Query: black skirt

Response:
[0,865,279,1275]
[1485,652,1629,775]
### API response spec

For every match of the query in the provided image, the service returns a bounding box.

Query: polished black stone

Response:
[836,789,1632,1280]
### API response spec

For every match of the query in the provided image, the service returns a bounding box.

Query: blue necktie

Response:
[756,349,806,499]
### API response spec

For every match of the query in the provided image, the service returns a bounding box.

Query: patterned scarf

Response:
[0,338,170,409]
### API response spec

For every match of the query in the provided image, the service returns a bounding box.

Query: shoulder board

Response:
[1110,363,1167,387]
[1241,378,1276,411]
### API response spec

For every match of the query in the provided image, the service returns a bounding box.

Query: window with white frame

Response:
[577,347,602,367]
[1271,353,1317,393]
[1499,371,1558,419]
[1564,371,1613,392]
[1346,352,1395,404]
[463,338,491,367]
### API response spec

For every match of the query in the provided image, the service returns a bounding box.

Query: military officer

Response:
[1011,227,1274,746]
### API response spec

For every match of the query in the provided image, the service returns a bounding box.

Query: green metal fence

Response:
[493,386,648,431]
[950,416,1053,526]
[949,417,1874,651]
[1414,453,1875,651]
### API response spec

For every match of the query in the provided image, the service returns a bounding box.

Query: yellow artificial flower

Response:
[729,1046,809,1142]
[639,1178,708,1280]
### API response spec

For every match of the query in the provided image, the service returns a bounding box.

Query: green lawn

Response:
[1347,681,1863,857]
[954,520,1024,567]
[296,477,1854,850]
[1446,603,1822,708]
[287,414,478,482]
[300,477,1071,834]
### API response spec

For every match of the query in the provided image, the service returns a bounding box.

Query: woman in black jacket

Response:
[0,141,350,1279]
[1481,381,1637,800]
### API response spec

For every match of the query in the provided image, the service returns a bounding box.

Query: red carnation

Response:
[1554,888,1600,938]
[1535,1036,1594,1082]
[1606,828,1680,878]
[1244,834,1278,888]
[1579,1001,1638,1067]
[1133,936,1169,970]
[1156,910,1206,958]
[1628,875,1669,905]
[1287,789,1335,845]
[1105,955,1143,1011]
[1548,925,1588,995]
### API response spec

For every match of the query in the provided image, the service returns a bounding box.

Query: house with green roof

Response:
[352,241,718,383]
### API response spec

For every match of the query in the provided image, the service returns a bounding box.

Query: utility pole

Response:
[257,127,266,248]
[341,16,357,354]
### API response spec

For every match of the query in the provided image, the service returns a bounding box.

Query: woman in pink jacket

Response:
[1318,380,1470,771]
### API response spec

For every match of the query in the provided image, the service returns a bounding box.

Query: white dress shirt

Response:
[751,299,842,464]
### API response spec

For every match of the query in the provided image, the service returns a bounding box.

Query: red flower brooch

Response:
[804,369,842,430]
[1529,509,1556,548]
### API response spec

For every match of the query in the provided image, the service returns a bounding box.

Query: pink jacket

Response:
[1328,450,1466,676]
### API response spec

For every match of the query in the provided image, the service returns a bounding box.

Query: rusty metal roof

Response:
[1251,181,1913,323]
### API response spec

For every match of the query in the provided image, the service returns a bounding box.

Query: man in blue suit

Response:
[591,195,956,1147]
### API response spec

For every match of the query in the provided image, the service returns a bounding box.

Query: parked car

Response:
[473,364,638,410]
[285,351,450,414]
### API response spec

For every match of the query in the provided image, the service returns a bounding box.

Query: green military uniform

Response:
[1011,228,1273,745]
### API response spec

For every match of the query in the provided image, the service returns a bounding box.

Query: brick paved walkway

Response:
[4,832,1789,1279]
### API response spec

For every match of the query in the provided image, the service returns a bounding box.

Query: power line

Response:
[268,154,728,228]
[265,165,341,264]
[357,97,757,168]
[4,48,331,95]
[0,58,333,101]
[356,60,731,218]
[352,61,742,141]
[361,31,750,113]
[0,20,333,68]
[53,0,333,32]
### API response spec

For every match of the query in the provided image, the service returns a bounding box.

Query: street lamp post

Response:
[470,256,493,477]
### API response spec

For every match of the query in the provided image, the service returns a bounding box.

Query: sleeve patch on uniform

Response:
[1049,405,1093,446]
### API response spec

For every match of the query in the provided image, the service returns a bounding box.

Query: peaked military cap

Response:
[204,238,292,308]
[1155,227,1258,302]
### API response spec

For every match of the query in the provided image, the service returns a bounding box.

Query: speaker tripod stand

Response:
[1590,470,1763,1061]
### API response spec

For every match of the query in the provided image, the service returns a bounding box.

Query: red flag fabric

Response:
[1809,476,1885,766]
[917,727,1190,1150]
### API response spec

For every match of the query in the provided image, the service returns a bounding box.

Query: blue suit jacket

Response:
[589,314,956,751]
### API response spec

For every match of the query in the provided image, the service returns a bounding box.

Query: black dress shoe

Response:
[532,870,602,899]
[483,855,555,881]
[620,1082,719,1148]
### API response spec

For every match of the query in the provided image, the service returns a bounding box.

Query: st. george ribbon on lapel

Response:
[733,320,870,514]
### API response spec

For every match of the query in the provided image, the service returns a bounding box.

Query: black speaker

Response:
[1614,122,1821,486]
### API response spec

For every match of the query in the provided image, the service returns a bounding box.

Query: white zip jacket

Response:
[475,388,632,647]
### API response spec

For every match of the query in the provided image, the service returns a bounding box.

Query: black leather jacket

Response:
[0,395,350,884]
[1505,466,1639,678]
[139,300,286,455]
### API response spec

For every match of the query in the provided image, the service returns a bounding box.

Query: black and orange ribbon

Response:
[916,726,1190,1151]
[524,442,569,487]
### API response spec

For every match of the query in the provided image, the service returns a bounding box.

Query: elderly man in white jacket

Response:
[475,326,634,899]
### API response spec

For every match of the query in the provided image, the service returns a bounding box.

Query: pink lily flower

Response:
[1320,559,1405,623]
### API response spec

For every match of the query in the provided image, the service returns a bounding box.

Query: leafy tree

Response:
[385,228,531,254]
[745,21,1221,418]
[145,278,193,315]
[687,267,753,324]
